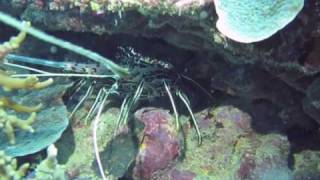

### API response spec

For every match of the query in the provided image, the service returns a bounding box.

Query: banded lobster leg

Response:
[163,80,202,145]
[114,81,144,136]
[92,84,118,180]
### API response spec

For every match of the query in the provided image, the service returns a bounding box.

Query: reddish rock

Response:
[133,108,180,180]
[169,169,196,180]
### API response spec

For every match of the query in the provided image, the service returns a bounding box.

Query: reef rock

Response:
[133,107,180,180]
[0,0,319,129]
[176,106,291,180]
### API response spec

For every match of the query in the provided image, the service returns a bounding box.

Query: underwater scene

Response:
[0,0,320,179]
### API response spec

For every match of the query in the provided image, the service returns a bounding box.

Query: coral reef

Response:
[0,97,42,113]
[303,77,320,124]
[0,83,70,157]
[293,150,320,179]
[57,108,123,179]
[1,0,318,131]
[0,108,36,144]
[0,0,319,179]
[0,145,66,180]
[133,108,180,180]
[213,0,304,43]
[0,24,53,146]
[0,151,29,180]
[0,20,69,157]
[174,106,291,179]
[0,20,53,92]
[34,144,66,180]
[0,21,28,60]
[0,73,53,91]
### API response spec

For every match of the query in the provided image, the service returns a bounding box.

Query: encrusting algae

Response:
[0,21,53,145]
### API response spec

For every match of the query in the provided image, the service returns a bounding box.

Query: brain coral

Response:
[213,0,304,43]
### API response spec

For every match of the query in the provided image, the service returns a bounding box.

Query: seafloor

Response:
[0,0,320,179]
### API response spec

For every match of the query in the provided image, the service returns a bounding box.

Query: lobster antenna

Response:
[4,60,117,78]
[180,74,213,99]
[0,11,129,78]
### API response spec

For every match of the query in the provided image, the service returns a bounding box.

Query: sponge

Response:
[213,0,304,43]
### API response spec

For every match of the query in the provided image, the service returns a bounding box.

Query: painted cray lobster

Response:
[4,46,214,179]
[4,47,211,144]
[0,11,211,180]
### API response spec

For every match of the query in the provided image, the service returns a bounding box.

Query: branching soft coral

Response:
[0,21,54,145]
[35,144,66,180]
[0,97,41,144]
[0,21,53,92]
[0,151,29,180]
[0,145,65,180]
[0,73,53,91]
[0,108,36,144]
[0,22,29,61]
[0,97,42,113]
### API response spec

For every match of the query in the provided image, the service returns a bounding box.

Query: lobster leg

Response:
[163,80,180,130]
[177,90,202,145]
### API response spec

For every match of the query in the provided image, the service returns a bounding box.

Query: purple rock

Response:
[133,108,180,180]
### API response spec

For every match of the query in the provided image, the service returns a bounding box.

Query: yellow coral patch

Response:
[0,109,36,144]
[0,21,30,60]
[0,97,42,113]
[0,151,30,179]
[0,73,53,91]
